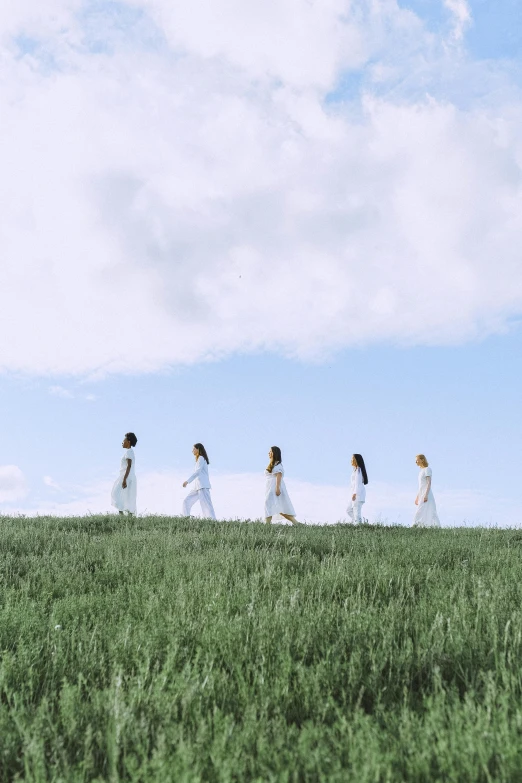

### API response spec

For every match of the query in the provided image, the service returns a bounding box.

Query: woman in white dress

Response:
[347,453,368,524]
[265,446,301,525]
[182,443,216,520]
[111,432,137,515]
[413,454,441,527]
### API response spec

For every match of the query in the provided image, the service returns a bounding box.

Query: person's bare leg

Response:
[281,514,301,526]
[265,516,273,525]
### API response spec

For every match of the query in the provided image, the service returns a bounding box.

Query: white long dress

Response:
[265,463,295,518]
[413,466,440,527]
[111,447,137,514]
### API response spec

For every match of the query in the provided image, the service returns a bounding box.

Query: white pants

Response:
[347,500,364,524]
[182,488,216,520]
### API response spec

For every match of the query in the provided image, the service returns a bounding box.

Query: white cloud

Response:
[444,0,472,41]
[48,386,98,401]
[0,466,28,503]
[48,385,74,398]
[0,0,81,39]
[43,475,61,490]
[0,1,521,376]
[9,468,522,527]
[130,0,368,89]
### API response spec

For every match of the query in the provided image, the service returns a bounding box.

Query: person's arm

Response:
[353,469,363,501]
[275,473,282,496]
[424,476,431,502]
[122,459,132,489]
[183,458,203,488]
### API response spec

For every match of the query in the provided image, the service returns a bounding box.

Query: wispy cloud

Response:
[49,385,74,398]
[43,475,61,490]
[0,465,28,503]
[48,386,98,401]
[444,0,472,41]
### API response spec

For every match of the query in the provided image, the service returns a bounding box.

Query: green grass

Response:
[1,515,522,781]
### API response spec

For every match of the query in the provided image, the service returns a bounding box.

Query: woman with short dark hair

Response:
[111,432,138,515]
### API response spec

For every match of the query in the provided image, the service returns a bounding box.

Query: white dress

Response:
[413,466,440,527]
[265,463,295,518]
[111,447,137,514]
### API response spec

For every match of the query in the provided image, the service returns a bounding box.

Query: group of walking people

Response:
[111,434,441,527]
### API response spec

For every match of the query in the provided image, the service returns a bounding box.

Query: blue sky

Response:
[405,0,522,60]
[1,0,522,524]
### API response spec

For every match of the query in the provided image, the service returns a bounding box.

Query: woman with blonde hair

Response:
[413,454,441,527]
[264,446,300,525]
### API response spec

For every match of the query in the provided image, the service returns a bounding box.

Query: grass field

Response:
[1,515,522,782]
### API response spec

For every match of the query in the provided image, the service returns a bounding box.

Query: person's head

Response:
[193,443,210,464]
[352,454,368,485]
[123,432,138,448]
[266,446,282,473]
[416,454,428,468]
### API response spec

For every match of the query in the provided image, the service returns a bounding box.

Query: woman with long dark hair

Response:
[182,443,216,520]
[265,446,300,525]
[347,453,368,524]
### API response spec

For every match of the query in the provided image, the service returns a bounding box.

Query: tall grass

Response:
[0,515,521,781]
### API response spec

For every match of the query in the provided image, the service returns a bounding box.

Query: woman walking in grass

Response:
[347,453,368,524]
[265,446,301,525]
[111,432,138,515]
[413,454,441,527]
[182,443,216,520]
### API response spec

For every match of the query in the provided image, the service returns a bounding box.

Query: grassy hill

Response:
[0,515,521,781]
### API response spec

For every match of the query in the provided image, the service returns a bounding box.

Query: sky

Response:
[1,0,522,525]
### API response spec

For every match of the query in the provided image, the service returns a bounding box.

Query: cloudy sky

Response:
[1,0,522,524]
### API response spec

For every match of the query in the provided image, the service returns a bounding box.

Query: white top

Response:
[119,448,136,480]
[417,466,433,497]
[186,456,211,490]
[351,466,366,502]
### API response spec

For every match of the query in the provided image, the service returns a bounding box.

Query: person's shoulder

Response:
[274,463,283,473]
[425,466,432,475]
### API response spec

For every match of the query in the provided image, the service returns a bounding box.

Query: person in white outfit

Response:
[413,454,441,527]
[182,443,216,520]
[111,432,138,515]
[265,446,301,525]
[347,453,368,524]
